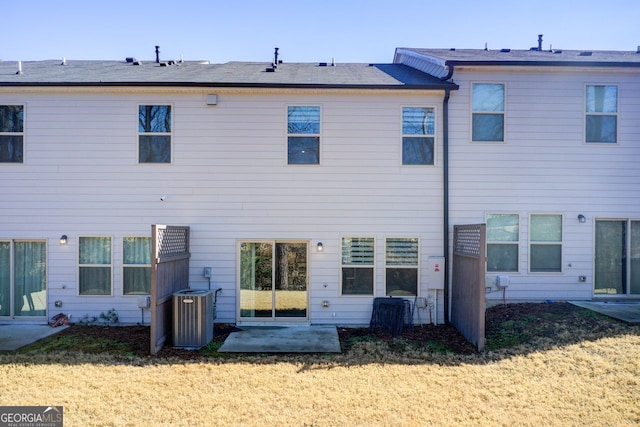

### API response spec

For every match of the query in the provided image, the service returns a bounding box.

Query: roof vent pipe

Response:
[16,61,22,75]
[273,47,279,69]
[538,34,543,51]
[155,46,160,63]
[637,46,640,54]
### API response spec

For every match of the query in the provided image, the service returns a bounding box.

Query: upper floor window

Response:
[472,83,505,142]
[139,105,171,163]
[402,107,435,165]
[123,237,151,295]
[385,237,419,296]
[341,237,375,296]
[586,85,617,143]
[530,214,562,273]
[79,236,112,295]
[287,106,320,164]
[487,213,519,272]
[0,105,24,163]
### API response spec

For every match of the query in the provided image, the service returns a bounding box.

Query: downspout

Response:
[441,62,454,324]
[442,87,451,324]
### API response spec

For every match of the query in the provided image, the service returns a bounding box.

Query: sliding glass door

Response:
[595,220,640,295]
[0,240,47,318]
[239,241,308,321]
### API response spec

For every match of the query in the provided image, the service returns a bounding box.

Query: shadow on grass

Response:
[2,303,639,368]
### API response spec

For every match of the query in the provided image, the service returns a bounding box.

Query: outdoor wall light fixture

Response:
[59,235,68,245]
[317,242,323,252]
[578,214,586,223]
[322,300,330,308]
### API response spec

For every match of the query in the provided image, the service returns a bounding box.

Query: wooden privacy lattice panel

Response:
[156,226,189,258]
[453,224,482,257]
[452,223,486,352]
[151,225,191,355]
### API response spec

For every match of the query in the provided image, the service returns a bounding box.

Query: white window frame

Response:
[0,104,25,164]
[486,213,520,273]
[529,214,563,274]
[286,105,321,165]
[138,104,173,164]
[585,84,618,144]
[401,106,436,166]
[340,236,375,296]
[384,237,419,297]
[122,236,152,295]
[471,82,506,143]
[78,236,113,296]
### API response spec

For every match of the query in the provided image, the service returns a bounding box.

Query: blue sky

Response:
[2,0,638,63]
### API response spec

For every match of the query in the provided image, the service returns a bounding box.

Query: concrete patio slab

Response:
[218,325,341,353]
[569,301,640,325]
[0,324,68,351]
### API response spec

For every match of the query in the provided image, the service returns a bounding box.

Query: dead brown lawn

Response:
[1,304,639,426]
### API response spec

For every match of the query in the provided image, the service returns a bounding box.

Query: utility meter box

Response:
[426,256,445,289]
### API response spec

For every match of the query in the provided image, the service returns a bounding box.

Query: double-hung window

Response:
[472,83,505,142]
[385,238,419,296]
[487,214,519,272]
[530,214,562,273]
[79,237,112,295]
[585,85,617,143]
[402,107,435,165]
[0,105,24,163]
[341,237,374,295]
[287,106,320,164]
[123,237,151,295]
[138,105,171,163]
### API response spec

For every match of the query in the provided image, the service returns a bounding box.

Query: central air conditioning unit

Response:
[173,289,214,349]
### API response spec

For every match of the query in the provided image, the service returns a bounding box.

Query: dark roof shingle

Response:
[397,48,640,66]
[0,60,457,89]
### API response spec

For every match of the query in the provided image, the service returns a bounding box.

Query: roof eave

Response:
[0,81,459,90]
[444,60,640,68]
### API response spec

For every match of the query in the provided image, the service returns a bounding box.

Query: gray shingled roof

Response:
[398,48,640,66]
[0,59,457,89]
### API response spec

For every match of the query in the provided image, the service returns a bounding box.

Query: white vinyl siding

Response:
[585,85,618,143]
[0,105,24,163]
[0,90,445,324]
[449,67,639,302]
[529,214,563,273]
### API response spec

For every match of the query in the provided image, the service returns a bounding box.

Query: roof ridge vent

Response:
[500,48,511,53]
[579,51,593,56]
